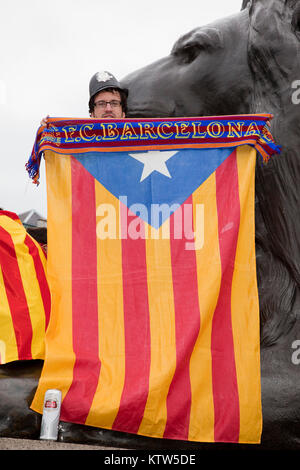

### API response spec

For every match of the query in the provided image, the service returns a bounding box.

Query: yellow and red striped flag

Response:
[29,115,280,443]
[0,211,50,364]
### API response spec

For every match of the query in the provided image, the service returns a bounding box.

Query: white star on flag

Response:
[128,150,178,182]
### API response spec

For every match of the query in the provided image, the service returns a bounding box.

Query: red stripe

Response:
[0,211,20,221]
[50,114,269,125]
[0,226,33,359]
[24,235,51,329]
[47,135,261,149]
[211,149,240,442]
[54,125,265,142]
[164,197,201,440]
[112,204,151,433]
[60,157,100,424]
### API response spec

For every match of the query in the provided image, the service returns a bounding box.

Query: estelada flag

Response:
[29,115,280,443]
[0,211,50,364]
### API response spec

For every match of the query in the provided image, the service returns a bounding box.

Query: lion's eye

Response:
[172,42,204,64]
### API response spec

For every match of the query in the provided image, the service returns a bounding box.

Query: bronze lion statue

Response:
[1,0,300,450]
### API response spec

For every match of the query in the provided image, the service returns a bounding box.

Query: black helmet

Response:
[89,71,128,103]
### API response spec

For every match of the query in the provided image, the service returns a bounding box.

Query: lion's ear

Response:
[171,28,223,64]
[291,3,300,39]
[240,0,253,12]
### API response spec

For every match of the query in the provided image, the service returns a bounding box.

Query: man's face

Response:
[91,90,125,119]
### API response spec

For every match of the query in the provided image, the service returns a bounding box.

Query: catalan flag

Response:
[0,211,50,364]
[29,115,280,443]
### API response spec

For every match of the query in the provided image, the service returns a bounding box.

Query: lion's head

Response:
[122,0,300,347]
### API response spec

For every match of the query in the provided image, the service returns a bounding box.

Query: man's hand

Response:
[40,115,49,126]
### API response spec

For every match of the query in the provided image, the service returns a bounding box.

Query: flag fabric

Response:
[29,115,279,443]
[0,211,50,364]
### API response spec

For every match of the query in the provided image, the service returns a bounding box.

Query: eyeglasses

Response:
[94,100,122,108]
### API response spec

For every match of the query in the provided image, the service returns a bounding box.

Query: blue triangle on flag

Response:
[73,147,233,228]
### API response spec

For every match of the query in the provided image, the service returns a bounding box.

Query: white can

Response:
[40,389,62,440]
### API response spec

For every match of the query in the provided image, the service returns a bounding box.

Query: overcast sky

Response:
[0,0,242,218]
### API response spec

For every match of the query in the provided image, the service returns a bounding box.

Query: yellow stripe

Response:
[188,173,221,442]
[231,146,262,443]
[0,264,18,363]
[138,220,176,438]
[31,151,74,413]
[86,181,126,428]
